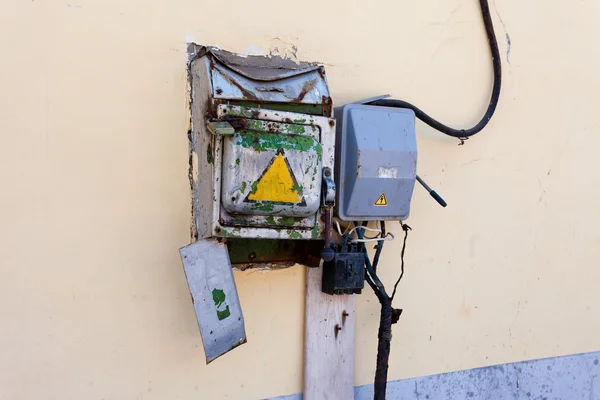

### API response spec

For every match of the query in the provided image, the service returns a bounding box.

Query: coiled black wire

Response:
[368,0,502,139]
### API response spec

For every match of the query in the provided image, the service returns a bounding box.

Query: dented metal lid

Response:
[188,43,331,107]
[188,44,323,81]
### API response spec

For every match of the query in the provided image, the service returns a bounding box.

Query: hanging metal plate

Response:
[180,239,246,363]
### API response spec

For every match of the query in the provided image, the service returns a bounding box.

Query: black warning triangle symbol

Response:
[374,193,388,206]
[244,149,306,206]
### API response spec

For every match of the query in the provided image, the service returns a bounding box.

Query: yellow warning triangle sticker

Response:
[374,193,388,206]
[246,149,305,205]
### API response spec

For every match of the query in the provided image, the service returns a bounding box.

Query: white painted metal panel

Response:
[180,239,246,363]
[212,105,336,240]
[221,132,322,217]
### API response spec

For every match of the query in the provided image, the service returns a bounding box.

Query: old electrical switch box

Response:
[187,45,335,245]
[335,104,417,221]
[181,45,336,362]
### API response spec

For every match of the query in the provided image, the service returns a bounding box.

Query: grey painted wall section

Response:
[269,351,600,400]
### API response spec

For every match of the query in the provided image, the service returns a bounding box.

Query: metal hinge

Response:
[207,121,235,136]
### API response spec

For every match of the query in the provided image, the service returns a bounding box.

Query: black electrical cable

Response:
[390,222,411,300]
[368,0,501,139]
[355,222,403,400]
[357,4,501,398]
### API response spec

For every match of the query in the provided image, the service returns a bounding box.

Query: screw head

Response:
[321,247,335,262]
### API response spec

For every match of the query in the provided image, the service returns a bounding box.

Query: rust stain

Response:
[356,150,361,177]
[342,311,349,326]
[322,95,333,116]
[294,79,317,102]
[334,324,342,339]
[317,66,326,80]
[265,122,281,132]
[256,87,285,93]
[220,72,258,100]
[209,58,258,100]
[235,261,296,271]
[205,95,216,119]
[227,118,249,130]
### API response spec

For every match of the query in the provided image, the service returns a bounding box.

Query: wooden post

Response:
[304,263,356,399]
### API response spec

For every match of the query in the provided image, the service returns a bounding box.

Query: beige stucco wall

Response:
[2,0,599,398]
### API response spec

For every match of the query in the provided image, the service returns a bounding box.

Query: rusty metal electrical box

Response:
[180,45,336,362]
[189,45,336,257]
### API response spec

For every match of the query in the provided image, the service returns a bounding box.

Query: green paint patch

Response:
[251,181,259,194]
[245,119,264,131]
[236,132,320,154]
[288,230,303,239]
[240,182,247,194]
[293,118,307,123]
[212,289,231,321]
[212,289,226,306]
[217,307,231,321]
[291,183,303,195]
[276,217,298,226]
[243,119,306,136]
[235,158,240,165]
[217,229,236,237]
[229,102,324,116]
[207,143,213,164]
[266,216,276,225]
[287,124,306,135]
[311,225,320,239]
[252,202,275,212]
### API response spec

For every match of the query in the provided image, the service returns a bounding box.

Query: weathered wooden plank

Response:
[304,263,356,399]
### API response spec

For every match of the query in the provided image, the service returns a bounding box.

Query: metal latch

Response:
[320,167,336,262]
[207,121,235,136]
[321,167,336,208]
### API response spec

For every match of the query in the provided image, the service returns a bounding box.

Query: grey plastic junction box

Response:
[334,104,417,221]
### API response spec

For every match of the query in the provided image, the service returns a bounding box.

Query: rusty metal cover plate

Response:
[221,129,323,218]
